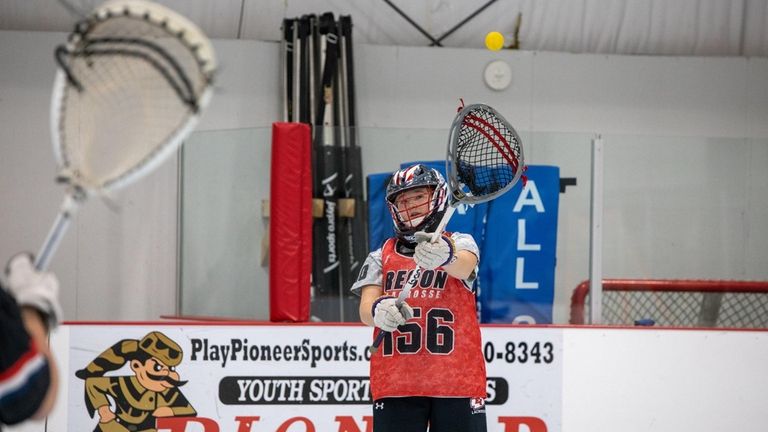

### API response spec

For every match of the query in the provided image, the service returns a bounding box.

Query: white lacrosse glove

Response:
[371,296,414,332]
[5,253,62,329]
[413,232,456,270]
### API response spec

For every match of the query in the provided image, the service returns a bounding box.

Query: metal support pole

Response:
[589,135,604,324]
[382,0,500,48]
[431,0,498,46]
[382,0,442,46]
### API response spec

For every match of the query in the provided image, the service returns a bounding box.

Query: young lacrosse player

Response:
[351,164,487,432]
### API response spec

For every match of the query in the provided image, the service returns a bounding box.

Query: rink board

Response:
[36,323,768,432]
[50,323,561,431]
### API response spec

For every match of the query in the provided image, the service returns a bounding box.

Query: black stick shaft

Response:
[282,19,293,121]
[291,18,301,122]
[339,15,367,322]
[334,25,350,320]
[308,15,318,132]
[312,12,341,321]
[298,16,311,124]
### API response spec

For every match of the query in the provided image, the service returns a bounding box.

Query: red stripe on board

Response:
[66,319,366,327]
[61,320,768,332]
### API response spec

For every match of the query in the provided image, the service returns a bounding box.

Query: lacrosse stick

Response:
[371,102,526,353]
[35,0,216,270]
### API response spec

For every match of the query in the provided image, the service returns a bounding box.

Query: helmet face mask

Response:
[392,187,434,229]
[386,164,448,242]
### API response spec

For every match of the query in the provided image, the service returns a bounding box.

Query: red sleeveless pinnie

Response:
[370,237,486,399]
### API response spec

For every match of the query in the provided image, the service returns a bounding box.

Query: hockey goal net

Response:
[570,279,768,328]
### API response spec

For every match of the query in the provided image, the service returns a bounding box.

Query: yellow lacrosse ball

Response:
[485,31,504,51]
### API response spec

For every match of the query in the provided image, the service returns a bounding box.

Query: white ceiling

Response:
[1,0,767,57]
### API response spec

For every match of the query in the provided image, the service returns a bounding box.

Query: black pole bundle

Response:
[282,12,367,322]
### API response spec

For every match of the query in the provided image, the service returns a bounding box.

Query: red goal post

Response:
[570,279,768,328]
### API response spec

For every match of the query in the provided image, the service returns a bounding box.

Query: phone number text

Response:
[483,341,555,364]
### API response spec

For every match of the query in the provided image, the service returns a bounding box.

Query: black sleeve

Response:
[0,286,51,425]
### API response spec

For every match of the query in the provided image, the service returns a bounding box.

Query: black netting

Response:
[582,291,768,328]
[455,106,522,198]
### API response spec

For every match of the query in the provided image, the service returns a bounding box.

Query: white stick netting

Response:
[54,0,214,192]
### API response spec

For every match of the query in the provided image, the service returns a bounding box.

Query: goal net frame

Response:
[570,279,768,328]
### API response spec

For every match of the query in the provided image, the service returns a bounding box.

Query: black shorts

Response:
[372,396,487,432]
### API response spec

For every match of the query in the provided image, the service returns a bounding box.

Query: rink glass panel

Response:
[179,128,768,326]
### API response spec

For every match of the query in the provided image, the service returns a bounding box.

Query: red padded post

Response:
[270,122,312,322]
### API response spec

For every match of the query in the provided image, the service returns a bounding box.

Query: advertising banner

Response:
[479,166,560,324]
[64,324,562,432]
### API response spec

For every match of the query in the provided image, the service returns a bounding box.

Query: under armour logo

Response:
[374,402,384,410]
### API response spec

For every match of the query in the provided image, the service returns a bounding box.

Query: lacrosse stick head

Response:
[446,103,525,205]
[51,0,216,196]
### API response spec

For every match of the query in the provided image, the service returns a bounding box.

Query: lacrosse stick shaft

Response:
[396,205,456,305]
[370,205,457,352]
[37,1,216,271]
[35,193,81,270]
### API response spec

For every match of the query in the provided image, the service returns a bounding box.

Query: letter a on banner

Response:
[479,165,560,324]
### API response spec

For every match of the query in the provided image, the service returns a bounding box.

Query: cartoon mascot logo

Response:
[75,331,196,431]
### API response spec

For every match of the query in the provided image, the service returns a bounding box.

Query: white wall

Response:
[561,326,768,432]
[1,30,767,322]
